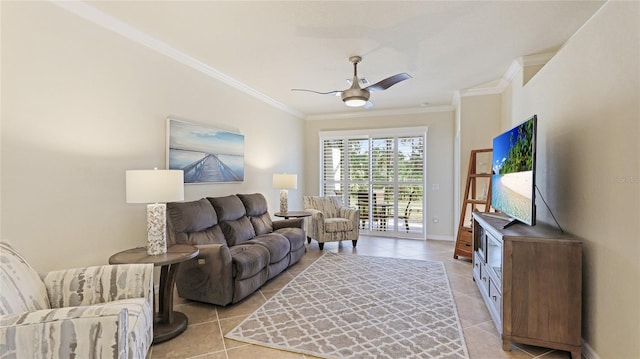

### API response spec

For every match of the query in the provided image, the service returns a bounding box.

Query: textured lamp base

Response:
[147,203,168,255]
[280,189,288,214]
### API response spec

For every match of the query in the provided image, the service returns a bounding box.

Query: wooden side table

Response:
[274,211,311,220]
[108,244,199,344]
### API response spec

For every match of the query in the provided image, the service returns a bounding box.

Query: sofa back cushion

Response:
[168,198,218,232]
[220,216,256,246]
[182,226,227,246]
[208,195,256,246]
[167,199,226,245]
[208,195,246,221]
[0,241,51,315]
[238,193,273,235]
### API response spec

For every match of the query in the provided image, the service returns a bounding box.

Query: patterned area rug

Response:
[226,253,469,359]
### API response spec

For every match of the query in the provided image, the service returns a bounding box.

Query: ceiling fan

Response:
[292,55,412,108]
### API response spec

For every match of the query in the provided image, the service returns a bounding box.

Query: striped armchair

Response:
[0,241,153,359]
[303,196,359,250]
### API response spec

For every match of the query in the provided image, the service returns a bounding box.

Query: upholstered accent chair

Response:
[0,241,153,359]
[303,196,359,250]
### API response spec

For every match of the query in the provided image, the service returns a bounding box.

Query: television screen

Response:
[491,115,537,226]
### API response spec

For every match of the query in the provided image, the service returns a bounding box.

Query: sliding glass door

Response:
[320,127,427,239]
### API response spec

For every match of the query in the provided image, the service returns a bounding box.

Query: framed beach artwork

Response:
[166,118,244,184]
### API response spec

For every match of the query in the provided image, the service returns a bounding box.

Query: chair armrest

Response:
[43,263,153,309]
[339,207,360,234]
[305,208,324,219]
[304,209,326,239]
[273,218,304,230]
[339,207,359,221]
[0,304,132,358]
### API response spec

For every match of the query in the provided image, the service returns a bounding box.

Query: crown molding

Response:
[458,79,506,97]
[503,58,523,84]
[522,52,556,67]
[51,1,305,119]
[456,51,556,100]
[305,105,455,121]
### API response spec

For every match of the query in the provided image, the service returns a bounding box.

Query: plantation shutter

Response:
[398,136,424,183]
[372,136,395,183]
[319,128,427,238]
[322,139,345,196]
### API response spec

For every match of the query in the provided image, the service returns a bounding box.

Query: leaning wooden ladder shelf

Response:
[454,148,493,259]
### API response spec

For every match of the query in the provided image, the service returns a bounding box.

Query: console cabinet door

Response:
[507,239,582,347]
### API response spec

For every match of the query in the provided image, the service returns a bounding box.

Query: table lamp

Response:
[126,168,184,255]
[273,173,297,213]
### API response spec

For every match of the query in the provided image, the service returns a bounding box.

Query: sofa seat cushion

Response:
[324,218,354,233]
[230,244,270,281]
[249,234,291,264]
[274,227,306,252]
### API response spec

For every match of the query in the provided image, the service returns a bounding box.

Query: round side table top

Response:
[274,211,312,218]
[108,244,199,267]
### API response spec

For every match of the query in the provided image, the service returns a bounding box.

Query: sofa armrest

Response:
[272,218,304,230]
[0,304,132,358]
[176,244,234,305]
[43,263,153,309]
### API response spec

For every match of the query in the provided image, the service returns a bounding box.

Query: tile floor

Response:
[149,236,577,359]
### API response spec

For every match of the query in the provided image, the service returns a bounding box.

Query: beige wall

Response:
[455,94,501,232]
[459,94,502,159]
[304,111,455,240]
[1,2,305,272]
[502,2,639,358]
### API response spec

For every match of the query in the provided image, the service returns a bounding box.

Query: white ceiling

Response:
[82,1,605,118]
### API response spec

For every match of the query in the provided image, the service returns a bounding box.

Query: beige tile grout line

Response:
[215,307,230,359]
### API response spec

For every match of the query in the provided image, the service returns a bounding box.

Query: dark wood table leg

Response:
[153,263,189,344]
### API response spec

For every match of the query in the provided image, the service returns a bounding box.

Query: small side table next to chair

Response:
[109,244,199,343]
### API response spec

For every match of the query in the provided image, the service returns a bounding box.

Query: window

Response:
[320,127,427,239]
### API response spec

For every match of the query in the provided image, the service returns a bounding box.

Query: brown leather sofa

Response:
[166,193,306,306]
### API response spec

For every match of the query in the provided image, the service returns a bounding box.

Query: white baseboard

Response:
[582,339,601,359]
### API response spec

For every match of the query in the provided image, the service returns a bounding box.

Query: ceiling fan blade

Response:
[365,73,412,92]
[291,88,342,96]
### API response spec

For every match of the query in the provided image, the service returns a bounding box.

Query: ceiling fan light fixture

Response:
[341,84,370,107]
[343,97,367,107]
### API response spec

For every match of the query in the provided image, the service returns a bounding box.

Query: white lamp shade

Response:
[272,173,297,189]
[126,169,184,203]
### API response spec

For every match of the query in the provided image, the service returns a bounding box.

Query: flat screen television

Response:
[491,115,537,228]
